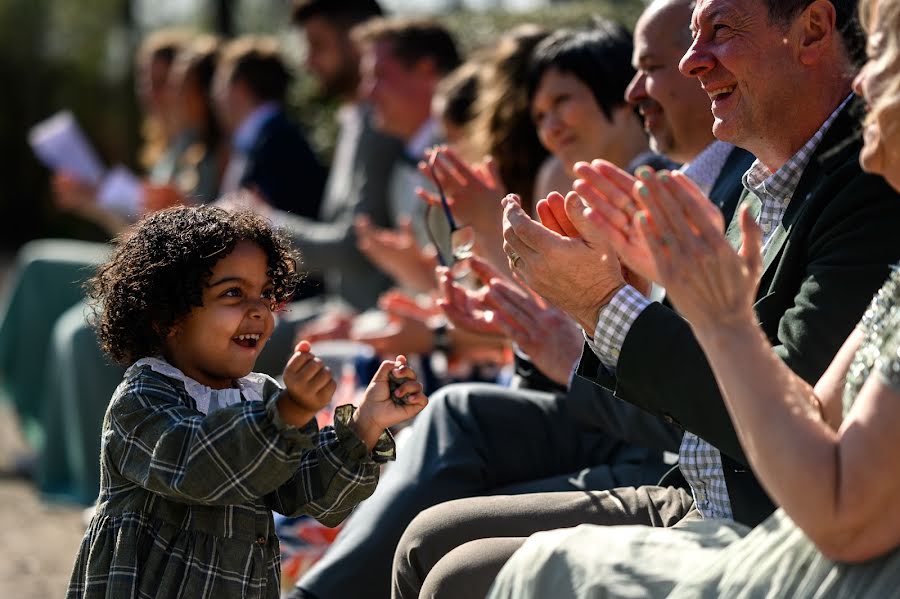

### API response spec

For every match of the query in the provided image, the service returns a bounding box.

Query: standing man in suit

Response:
[491,0,900,593]
[215,35,327,219]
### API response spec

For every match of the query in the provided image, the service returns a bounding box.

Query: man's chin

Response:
[711,118,739,146]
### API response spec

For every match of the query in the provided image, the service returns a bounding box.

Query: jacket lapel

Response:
[756,95,863,286]
[724,191,761,250]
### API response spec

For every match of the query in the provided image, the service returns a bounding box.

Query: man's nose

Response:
[625,71,647,105]
[679,39,714,78]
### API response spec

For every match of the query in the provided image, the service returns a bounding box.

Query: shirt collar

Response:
[742,94,853,204]
[127,357,274,415]
[336,101,363,127]
[233,102,281,153]
[678,140,735,196]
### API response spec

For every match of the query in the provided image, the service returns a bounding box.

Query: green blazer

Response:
[577,96,900,527]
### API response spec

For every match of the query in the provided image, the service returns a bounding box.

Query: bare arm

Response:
[699,320,900,562]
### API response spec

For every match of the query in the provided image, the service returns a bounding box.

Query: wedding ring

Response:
[508,250,522,268]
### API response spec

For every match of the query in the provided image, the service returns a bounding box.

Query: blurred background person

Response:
[214,34,327,219]
[0,30,224,481]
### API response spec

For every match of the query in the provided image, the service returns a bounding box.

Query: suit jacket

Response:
[578,96,900,527]
[708,146,755,222]
[240,111,327,219]
[277,104,403,311]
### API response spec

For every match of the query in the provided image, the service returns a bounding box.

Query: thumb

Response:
[737,205,763,277]
[563,191,599,240]
[371,354,408,382]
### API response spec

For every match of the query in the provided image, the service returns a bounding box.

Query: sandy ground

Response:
[0,250,85,597]
[0,401,86,598]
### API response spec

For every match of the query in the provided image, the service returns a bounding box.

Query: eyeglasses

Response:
[424,154,474,276]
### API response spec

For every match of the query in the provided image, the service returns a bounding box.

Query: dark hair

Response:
[86,205,300,365]
[434,60,480,128]
[471,23,551,214]
[137,28,192,71]
[763,0,865,66]
[220,36,292,103]
[527,17,635,121]
[351,17,461,75]
[291,0,383,29]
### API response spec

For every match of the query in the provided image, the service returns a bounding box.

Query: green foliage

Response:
[443,0,644,55]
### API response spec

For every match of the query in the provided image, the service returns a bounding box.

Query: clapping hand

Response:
[436,262,508,338]
[142,183,186,214]
[439,255,582,386]
[501,192,627,333]
[631,169,761,334]
[417,146,506,229]
[354,215,440,293]
[572,160,675,284]
[51,171,97,212]
[350,294,436,357]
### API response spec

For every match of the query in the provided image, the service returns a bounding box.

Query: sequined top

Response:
[843,265,900,414]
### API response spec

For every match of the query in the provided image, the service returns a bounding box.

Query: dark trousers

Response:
[290,381,680,599]
[393,486,696,599]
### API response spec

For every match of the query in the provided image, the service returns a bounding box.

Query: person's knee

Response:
[420,538,519,599]
[394,502,452,572]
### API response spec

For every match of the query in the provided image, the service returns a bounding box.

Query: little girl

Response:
[66,206,427,598]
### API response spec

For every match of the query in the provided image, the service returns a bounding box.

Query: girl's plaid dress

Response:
[66,359,394,599]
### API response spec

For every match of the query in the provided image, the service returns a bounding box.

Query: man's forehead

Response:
[691,0,751,28]
[637,5,690,53]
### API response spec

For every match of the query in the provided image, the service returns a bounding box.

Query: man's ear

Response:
[797,0,838,66]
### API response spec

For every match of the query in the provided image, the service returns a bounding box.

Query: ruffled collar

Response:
[126,357,273,415]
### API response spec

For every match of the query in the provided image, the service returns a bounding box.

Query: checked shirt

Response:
[67,360,393,599]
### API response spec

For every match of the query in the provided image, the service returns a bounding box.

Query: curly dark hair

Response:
[85,205,301,366]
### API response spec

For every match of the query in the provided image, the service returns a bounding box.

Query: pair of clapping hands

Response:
[501,160,763,338]
[352,145,509,292]
[276,340,427,450]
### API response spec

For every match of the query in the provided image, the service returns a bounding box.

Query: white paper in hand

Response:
[28,110,106,186]
[97,165,144,218]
